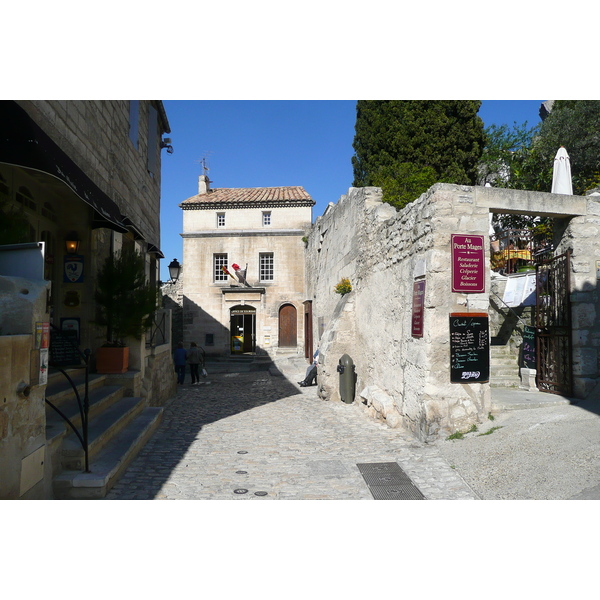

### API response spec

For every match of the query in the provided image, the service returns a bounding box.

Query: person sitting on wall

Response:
[174,342,187,385]
[298,349,319,387]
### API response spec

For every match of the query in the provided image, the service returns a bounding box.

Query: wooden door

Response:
[279,304,297,347]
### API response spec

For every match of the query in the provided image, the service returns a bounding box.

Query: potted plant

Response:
[94,247,158,373]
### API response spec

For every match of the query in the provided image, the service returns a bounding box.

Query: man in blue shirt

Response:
[173,342,187,384]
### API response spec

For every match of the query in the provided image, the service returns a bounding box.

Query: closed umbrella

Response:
[551,146,573,195]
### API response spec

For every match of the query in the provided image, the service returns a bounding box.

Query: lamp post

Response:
[168,258,181,283]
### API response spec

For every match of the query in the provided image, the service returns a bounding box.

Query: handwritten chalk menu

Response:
[450,313,489,383]
[451,234,485,293]
[522,325,536,369]
[49,330,81,367]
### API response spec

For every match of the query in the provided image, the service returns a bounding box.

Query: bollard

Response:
[337,354,356,404]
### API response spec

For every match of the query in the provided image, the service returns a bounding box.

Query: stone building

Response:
[307,183,600,442]
[0,100,176,498]
[179,175,314,358]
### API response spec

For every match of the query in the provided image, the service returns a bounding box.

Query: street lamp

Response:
[168,258,181,283]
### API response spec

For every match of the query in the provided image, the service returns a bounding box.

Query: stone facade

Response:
[0,100,171,364]
[180,176,314,357]
[0,101,176,498]
[306,183,600,442]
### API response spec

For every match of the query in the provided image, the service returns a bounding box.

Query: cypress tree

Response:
[352,100,485,209]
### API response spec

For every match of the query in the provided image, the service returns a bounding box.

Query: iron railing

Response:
[490,228,553,274]
[45,324,91,472]
[146,309,167,348]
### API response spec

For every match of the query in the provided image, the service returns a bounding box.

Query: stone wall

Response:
[16,101,166,247]
[307,183,600,440]
[307,184,491,441]
[0,276,51,499]
[554,197,600,397]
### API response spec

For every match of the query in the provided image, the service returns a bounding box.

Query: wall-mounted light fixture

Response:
[168,258,181,283]
[160,137,174,154]
[65,232,80,254]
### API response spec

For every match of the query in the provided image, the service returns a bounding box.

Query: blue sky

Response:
[158,100,545,281]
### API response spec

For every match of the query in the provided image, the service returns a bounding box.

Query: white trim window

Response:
[217,212,226,228]
[262,211,271,227]
[259,252,274,282]
[214,253,228,282]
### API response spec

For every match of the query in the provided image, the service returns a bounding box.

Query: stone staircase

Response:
[45,368,162,499]
[489,344,521,388]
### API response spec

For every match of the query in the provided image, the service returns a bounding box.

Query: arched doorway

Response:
[230,305,256,354]
[278,303,297,348]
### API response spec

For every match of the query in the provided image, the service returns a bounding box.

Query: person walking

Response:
[174,342,187,385]
[187,341,205,385]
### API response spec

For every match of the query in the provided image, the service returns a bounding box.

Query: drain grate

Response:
[357,462,425,500]
[369,484,425,500]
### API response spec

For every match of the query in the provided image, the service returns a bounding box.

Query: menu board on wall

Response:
[450,313,490,383]
[49,330,81,367]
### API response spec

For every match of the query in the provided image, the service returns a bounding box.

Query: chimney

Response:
[198,174,211,195]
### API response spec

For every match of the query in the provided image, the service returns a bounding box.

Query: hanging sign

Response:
[411,279,426,337]
[64,254,84,283]
[503,272,537,307]
[451,234,485,293]
[449,313,490,383]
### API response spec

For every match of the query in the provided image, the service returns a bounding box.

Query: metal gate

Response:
[535,250,572,395]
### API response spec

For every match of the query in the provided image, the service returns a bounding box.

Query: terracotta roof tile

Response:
[180,186,314,208]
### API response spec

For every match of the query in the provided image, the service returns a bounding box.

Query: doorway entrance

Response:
[230,305,256,354]
[279,303,297,348]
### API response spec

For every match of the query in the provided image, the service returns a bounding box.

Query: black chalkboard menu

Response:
[522,325,536,369]
[49,330,81,367]
[450,313,489,383]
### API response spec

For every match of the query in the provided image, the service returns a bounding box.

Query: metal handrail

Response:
[46,324,91,472]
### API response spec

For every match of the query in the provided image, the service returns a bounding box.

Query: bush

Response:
[334,278,352,295]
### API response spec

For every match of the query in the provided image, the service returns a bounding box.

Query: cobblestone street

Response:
[106,365,477,500]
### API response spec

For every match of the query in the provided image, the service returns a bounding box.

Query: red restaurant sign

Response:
[411,279,426,337]
[451,234,485,293]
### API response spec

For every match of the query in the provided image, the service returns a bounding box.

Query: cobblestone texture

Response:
[105,369,478,500]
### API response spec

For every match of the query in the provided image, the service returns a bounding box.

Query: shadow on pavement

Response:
[106,357,308,499]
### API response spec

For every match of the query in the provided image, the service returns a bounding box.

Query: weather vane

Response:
[196,152,212,177]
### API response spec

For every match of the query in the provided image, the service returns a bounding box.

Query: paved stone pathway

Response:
[106,369,477,500]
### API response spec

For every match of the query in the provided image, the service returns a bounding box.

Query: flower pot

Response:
[96,346,129,374]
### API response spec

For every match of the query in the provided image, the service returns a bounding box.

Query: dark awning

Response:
[0,101,128,233]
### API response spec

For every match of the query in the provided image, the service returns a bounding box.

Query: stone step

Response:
[45,385,125,446]
[45,370,107,405]
[492,365,520,376]
[490,377,521,388]
[60,397,145,470]
[53,407,163,499]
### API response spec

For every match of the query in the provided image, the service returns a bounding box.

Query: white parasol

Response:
[551,146,573,195]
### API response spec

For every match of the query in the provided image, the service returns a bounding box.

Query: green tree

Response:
[511,101,600,195]
[94,247,158,345]
[352,101,485,209]
[478,121,538,187]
